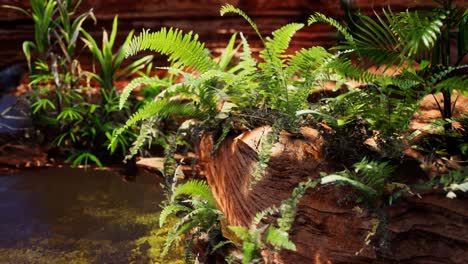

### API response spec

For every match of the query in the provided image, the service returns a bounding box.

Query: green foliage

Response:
[320,158,395,200]
[308,1,467,123]
[159,180,222,257]
[251,126,280,188]
[125,28,216,72]
[65,151,103,168]
[436,166,468,199]
[9,0,152,167]
[81,16,153,98]
[220,4,263,42]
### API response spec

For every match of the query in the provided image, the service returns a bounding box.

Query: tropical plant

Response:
[6,0,152,167]
[81,16,153,103]
[308,0,468,130]
[320,158,395,201]
[159,179,223,258]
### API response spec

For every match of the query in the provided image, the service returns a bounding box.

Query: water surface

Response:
[0,167,183,264]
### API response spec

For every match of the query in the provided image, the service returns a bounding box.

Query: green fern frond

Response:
[308,12,354,44]
[125,28,216,72]
[126,99,197,129]
[251,127,279,188]
[220,4,263,42]
[265,226,296,251]
[430,65,468,86]
[159,204,191,227]
[162,217,196,256]
[260,23,304,63]
[288,46,333,74]
[172,180,217,208]
[110,99,198,149]
[119,75,169,109]
[228,32,257,76]
[123,118,157,160]
[436,75,468,94]
[326,57,385,84]
[321,174,378,196]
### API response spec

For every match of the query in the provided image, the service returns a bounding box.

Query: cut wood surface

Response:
[198,126,468,263]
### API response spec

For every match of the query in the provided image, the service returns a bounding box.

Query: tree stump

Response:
[198,126,468,264]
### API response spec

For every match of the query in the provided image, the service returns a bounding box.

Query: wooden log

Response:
[198,126,468,263]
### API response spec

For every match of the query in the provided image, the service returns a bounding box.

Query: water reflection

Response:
[0,167,183,263]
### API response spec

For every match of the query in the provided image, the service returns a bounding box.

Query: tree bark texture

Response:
[198,126,468,264]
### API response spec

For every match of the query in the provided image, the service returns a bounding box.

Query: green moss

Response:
[1,197,183,263]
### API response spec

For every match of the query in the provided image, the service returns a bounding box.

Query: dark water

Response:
[0,167,183,264]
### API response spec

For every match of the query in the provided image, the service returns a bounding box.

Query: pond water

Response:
[0,167,183,264]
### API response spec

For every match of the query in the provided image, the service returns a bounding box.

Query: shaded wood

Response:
[1,0,465,67]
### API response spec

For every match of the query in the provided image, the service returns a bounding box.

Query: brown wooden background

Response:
[0,0,466,68]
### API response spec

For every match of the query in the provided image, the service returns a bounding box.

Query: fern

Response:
[228,32,257,76]
[123,118,158,160]
[160,179,221,257]
[220,4,263,42]
[321,158,395,199]
[119,75,168,109]
[159,204,191,227]
[308,12,354,45]
[260,23,305,64]
[125,28,216,72]
[265,226,296,251]
[111,99,199,149]
[171,179,217,208]
[288,46,333,75]
[251,126,279,188]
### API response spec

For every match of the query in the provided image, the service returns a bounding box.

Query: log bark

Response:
[198,126,468,264]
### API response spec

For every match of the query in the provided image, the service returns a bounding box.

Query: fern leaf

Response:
[265,226,296,251]
[321,174,378,197]
[172,180,217,208]
[162,217,196,256]
[436,75,468,94]
[288,46,333,74]
[110,99,198,149]
[220,4,263,42]
[123,118,157,161]
[260,23,304,64]
[125,28,216,72]
[308,12,354,44]
[119,75,169,109]
[228,32,257,76]
[159,204,191,227]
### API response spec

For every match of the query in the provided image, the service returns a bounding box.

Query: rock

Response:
[0,144,47,168]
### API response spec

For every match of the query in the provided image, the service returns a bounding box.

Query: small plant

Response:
[436,166,468,199]
[309,1,468,130]
[7,0,152,167]
[159,179,223,257]
[81,16,153,104]
[320,158,395,201]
